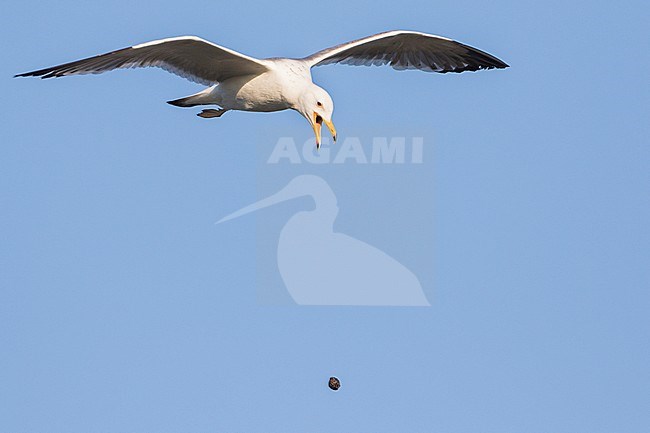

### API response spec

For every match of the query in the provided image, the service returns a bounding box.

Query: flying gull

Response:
[16,30,508,148]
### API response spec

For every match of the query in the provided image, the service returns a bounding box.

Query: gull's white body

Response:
[206,59,312,112]
[16,30,508,146]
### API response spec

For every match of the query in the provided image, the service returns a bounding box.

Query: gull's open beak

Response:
[312,112,337,150]
[312,112,322,149]
[325,119,337,143]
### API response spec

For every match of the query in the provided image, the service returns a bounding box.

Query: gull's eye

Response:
[317,101,323,107]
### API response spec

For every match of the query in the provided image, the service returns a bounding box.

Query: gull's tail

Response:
[167,85,217,107]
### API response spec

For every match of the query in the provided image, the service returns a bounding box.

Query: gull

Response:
[16,30,508,148]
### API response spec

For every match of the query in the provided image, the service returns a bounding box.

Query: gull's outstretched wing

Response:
[15,36,270,85]
[304,30,508,73]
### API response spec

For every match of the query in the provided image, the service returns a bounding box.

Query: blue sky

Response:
[1,1,649,432]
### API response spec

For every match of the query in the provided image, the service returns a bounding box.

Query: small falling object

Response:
[328,376,341,391]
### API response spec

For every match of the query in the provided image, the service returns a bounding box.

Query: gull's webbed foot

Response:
[197,109,228,119]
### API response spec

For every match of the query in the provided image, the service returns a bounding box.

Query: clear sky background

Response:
[1,1,649,432]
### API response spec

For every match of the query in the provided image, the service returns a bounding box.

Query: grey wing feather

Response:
[304,30,508,73]
[16,36,269,85]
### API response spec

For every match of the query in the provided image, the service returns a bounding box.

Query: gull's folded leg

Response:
[197,109,229,119]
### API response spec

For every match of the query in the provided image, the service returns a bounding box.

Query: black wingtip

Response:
[14,68,60,79]
[15,71,45,79]
[482,55,509,71]
[478,58,509,72]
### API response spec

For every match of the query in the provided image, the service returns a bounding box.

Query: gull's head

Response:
[295,84,336,149]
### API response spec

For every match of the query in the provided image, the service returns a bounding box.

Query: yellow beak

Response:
[325,119,337,143]
[312,112,337,149]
